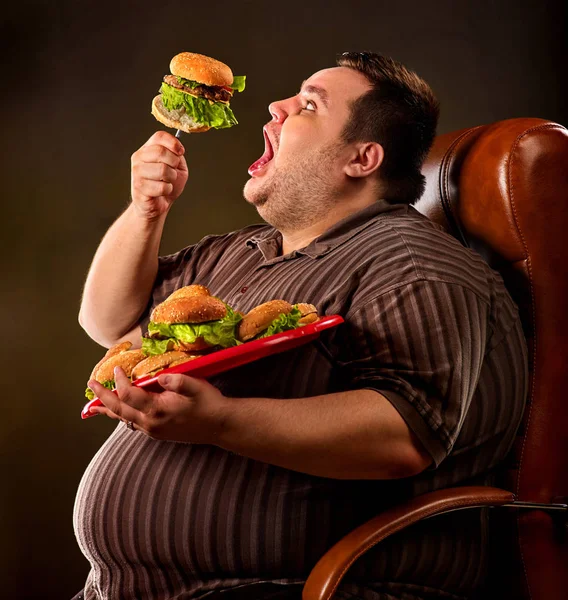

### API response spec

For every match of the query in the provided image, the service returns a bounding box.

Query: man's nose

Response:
[268,100,288,124]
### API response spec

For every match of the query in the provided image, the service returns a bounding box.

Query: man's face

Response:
[243,66,372,232]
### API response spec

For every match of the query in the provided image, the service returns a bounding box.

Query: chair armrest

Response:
[302,485,514,600]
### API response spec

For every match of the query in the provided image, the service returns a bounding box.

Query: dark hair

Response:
[337,51,439,204]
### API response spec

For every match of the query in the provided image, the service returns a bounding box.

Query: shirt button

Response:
[240,286,248,293]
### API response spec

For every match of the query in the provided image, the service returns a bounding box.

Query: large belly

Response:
[73,423,336,599]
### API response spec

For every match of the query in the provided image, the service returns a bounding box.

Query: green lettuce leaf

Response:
[230,76,246,92]
[85,379,115,400]
[142,337,176,355]
[143,304,243,356]
[255,306,303,340]
[160,82,238,129]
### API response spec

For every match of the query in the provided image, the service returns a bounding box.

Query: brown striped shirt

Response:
[74,199,528,600]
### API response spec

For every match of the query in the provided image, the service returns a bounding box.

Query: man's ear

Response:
[344,142,384,179]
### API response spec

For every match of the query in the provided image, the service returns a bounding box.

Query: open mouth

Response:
[248,128,275,176]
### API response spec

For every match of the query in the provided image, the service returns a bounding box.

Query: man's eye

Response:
[302,100,316,111]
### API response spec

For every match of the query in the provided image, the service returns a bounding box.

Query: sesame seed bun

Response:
[92,349,147,383]
[89,341,133,380]
[237,300,293,342]
[151,95,211,134]
[295,303,319,325]
[170,52,233,88]
[169,356,201,367]
[131,351,200,380]
[151,295,227,324]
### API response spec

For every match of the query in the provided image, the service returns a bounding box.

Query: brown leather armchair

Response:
[303,119,568,600]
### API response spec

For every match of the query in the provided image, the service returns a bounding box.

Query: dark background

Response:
[2,0,566,597]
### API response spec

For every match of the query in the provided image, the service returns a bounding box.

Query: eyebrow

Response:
[299,83,329,108]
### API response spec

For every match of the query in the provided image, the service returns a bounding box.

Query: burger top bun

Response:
[151,95,211,134]
[169,355,200,367]
[238,300,293,342]
[296,303,319,325]
[151,295,227,324]
[93,349,147,383]
[170,52,233,88]
[89,341,132,380]
[131,351,199,380]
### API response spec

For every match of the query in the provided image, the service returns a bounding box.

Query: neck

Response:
[280,195,378,256]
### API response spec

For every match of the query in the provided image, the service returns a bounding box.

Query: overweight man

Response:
[73,52,528,600]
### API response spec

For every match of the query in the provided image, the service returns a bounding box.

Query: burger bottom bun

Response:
[132,351,200,380]
[299,313,319,325]
[151,95,211,134]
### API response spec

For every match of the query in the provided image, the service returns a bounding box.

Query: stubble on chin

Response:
[243,146,343,232]
[243,175,273,209]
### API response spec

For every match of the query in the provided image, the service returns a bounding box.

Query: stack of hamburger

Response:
[85,285,319,400]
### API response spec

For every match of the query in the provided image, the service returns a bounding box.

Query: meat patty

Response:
[163,75,232,104]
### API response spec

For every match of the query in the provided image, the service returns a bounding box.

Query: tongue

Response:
[248,152,272,175]
[248,158,267,175]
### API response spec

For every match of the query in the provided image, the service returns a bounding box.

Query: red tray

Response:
[81,314,344,419]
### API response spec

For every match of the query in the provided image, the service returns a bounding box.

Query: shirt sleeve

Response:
[336,280,489,467]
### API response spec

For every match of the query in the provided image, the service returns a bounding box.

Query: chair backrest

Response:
[414,118,568,599]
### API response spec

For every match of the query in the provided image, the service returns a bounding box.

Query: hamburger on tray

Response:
[84,286,320,399]
[85,342,146,400]
[237,301,319,342]
[152,52,246,133]
[142,285,243,356]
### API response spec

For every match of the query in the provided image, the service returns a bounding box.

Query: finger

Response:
[137,145,184,169]
[113,366,132,390]
[88,379,141,422]
[113,367,157,411]
[136,162,178,184]
[132,178,174,198]
[89,405,122,420]
[142,131,185,155]
[157,373,202,396]
[176,154,188,175]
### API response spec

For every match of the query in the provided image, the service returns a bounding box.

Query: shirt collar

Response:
[245,199,409,260]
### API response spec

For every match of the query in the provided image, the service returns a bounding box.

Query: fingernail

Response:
[160,375,171,385]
